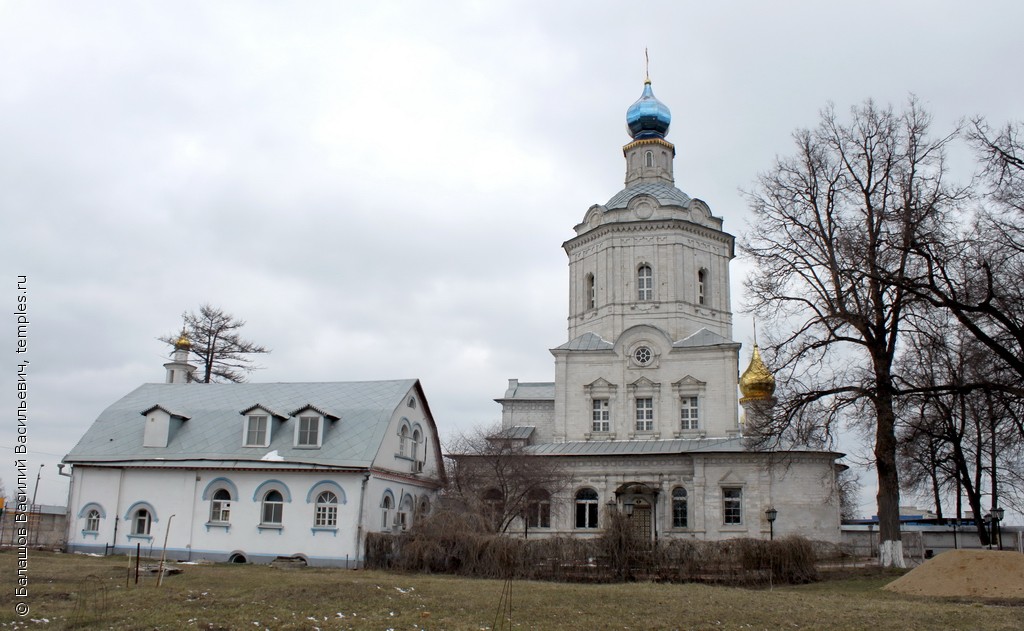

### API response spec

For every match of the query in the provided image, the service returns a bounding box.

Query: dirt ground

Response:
[884,549,1024,599]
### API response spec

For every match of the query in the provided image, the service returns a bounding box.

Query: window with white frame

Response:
[261,490,284,525]
[680,396,699,430]
[698,269,707,305]
[672,487,688,528]
[245,415,268,446]
[412,428,421,462]
[381,494,394,530]
[723,487,743,525]
[85,509,101,532]
[210,489,231,523]
[314,491,338,528]
[585,273,596,310]
[483,488,505,531]
[132,508,152,536]
[592,399,610,432]
[638,265,653,301]
[635,398,654,431]
[296,416,321,447]
[575,488,599,528]
[399,425,409,457]
[526,489,551,528]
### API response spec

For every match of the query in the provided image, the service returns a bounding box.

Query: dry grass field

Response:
[1,550,1022,630]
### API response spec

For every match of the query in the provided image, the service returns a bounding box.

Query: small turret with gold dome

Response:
[739,345,776,403]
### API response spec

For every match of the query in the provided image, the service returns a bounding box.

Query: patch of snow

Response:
[261,450,284,461]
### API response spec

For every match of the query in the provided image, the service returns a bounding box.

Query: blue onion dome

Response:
[626,79,671,139]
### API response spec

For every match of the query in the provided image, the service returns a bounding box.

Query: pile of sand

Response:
[884,550,1024,599]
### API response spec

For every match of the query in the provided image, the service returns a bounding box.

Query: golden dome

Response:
[739,345,775,400]
[174,331,191,350]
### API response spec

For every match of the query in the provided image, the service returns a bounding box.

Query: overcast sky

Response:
[3,1,1022,510]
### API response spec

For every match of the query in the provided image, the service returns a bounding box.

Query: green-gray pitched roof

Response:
[65,380,423,469]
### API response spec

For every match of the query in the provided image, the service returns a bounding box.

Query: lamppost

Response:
[765,507,778,541]
[29,464,43,546]
[992,507,1005,551]
[983,513,993,550]
[624,498,635,517]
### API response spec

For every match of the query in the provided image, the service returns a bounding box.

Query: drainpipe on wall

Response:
[58,463,73,551]
[354,472,371,568]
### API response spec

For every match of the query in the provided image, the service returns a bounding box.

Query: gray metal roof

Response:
[555,332,614,351]
[493,426,536,440]
[64,380,421,469]
[605,182,691,210]
[524,437,841,458]
[672,328,737,348]
[498,381,555,401]
[524,437,747,456]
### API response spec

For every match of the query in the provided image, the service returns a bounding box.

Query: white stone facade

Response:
[494,80,841,543]
[64,380,444,566]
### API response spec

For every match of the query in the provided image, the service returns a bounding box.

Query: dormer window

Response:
[245,415,269,447]
[296,416,322,448]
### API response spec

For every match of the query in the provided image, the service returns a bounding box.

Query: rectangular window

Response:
[592,399,610,432]
[723,487,743,525]
[210,500,231,523]
[527,502,551,528]
[315,504,337,528]
[575,502,598,528]
[635,398,654,431]
[680,396,699,430]
[245,415,268,446]
[297,416,321,447]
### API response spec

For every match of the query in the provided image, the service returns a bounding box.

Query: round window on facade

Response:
[633,345,653,366]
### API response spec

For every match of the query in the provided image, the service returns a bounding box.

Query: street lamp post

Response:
[29,464,44,546]
[765,508,778,541]
[983,513,993,550]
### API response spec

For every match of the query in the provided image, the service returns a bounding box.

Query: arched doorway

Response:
[614,482,658,541]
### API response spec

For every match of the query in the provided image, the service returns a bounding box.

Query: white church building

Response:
[62,338,445,566]
[488,77,842,542]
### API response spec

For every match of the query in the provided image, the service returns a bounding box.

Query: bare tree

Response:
[742,99,962,567]
[444,425,569,534]
[897,313,1023,544]
[161,304,270,383]
[904,119,1024,393]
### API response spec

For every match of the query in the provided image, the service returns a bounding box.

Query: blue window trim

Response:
[202,477,240,501]
[252,479,292,503]
[311,527,338,537]
[126,533,153,542]
[257,524,284,534]
[204,522,231,533]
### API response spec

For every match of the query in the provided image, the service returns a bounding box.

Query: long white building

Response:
[63,341,444,567]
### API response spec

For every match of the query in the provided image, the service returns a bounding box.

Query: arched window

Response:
[261,490,284,526]
[210,489,231,524]
[412,428,421,462]
[672,487,688,528]
[132,509,152,536]
[585,273,596,310]
[399,494,414,531]
[638,265,653,301]
[85,509,101,532]
[698,269,706,305]
[526,489,551,529]
[483,488,505,531]
[314,491,338,528]
[399,425,410,457]
[645,150,654,167]
[381,494,394,530]
[575,488,599,529]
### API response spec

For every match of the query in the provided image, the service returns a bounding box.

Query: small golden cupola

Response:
[174,330,191,351]
[739,345,776,402]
